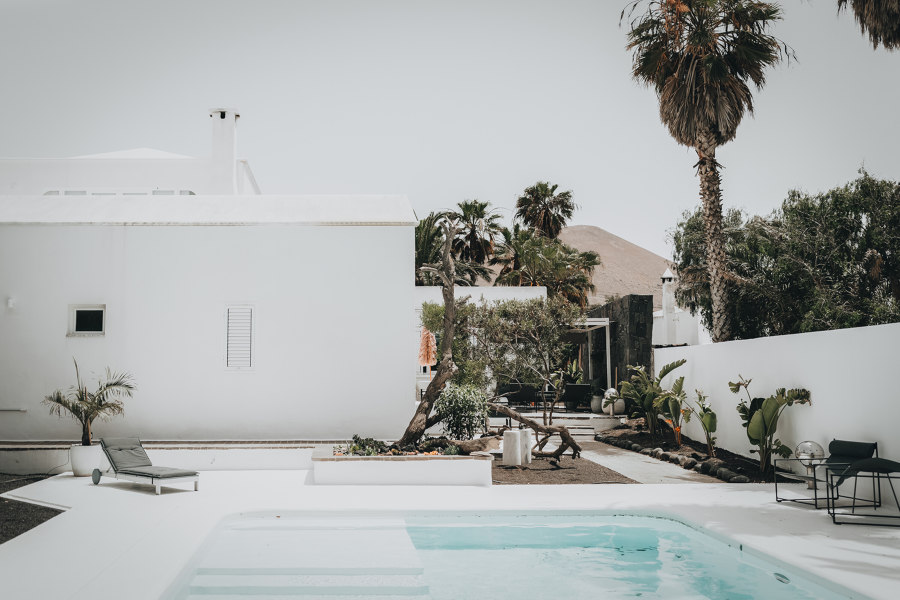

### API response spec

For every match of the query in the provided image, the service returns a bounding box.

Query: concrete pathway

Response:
[579,440,719,484]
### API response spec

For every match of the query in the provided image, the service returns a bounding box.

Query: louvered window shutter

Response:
[226,306,253,368]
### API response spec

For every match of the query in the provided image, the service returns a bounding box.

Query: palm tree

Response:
[838,1,900,50]
[545,244,600,307]
[625,0,786,342]
[495,235,600,306]
[447,200,503,266]
[415,211,446,286]
[515,181,578,239]
[490,224,535,285]
[42,359,136,446]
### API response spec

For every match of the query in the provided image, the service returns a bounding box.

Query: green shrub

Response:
[346,435,389,456]
[434,383,489,440]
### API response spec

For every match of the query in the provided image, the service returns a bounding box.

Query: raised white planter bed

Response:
[0,442,315,474]
[312,448,493,486]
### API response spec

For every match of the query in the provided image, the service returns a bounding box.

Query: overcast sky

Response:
[2,0,897,257]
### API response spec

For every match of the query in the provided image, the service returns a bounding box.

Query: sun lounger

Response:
[91,437,199,495]
[828,457,900,526]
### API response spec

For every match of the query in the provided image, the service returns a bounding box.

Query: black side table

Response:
[774,457,833,509]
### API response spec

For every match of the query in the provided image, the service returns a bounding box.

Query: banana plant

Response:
[685,390,717,458]
[731,376,811,474]
[654,375,687,446]
[617,359,686,441]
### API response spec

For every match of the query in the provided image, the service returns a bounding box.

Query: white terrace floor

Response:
[1,447,899,600]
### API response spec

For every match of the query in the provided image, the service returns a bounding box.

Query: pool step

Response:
[184,567,430,598]
[175,518,431,599]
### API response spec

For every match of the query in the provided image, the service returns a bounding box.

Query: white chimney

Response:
[661,268,676,345]
[209,108,239,194]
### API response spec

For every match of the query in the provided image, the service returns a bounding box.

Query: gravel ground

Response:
[492,455,636,485]
[0,474,63,545]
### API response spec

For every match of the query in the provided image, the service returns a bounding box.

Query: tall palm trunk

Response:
[82,419,92,446]
[695,129,732,342]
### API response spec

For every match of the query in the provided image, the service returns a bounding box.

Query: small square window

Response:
[68,305,105,336]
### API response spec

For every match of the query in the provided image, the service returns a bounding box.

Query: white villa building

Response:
[0,110,417,443]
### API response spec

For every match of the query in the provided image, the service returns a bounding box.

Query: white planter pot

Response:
[590,395,604,414]
[70,444,102,477]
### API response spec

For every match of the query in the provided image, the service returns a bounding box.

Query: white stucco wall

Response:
[652,308,702,346]
[0,223,414,441]
[654,323,900,462]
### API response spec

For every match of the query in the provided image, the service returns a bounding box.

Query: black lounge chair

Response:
[498,384,538,409]
[828,457,900,526]
[562,384,591,412]
[92,437,199,495]
[775,439,877,508]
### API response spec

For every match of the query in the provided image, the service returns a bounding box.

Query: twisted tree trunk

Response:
[396,223,459,448]
[695,129,732,343]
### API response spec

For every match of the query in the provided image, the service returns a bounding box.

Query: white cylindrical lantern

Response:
[520,429,533,465]
[503,430,522,466]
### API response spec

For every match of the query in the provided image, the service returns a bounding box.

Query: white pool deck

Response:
[2,452,899,599]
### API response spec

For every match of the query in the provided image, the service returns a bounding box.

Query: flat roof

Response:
[0,194,416,226]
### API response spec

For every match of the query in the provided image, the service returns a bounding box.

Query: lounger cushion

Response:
[100,437,152,470]
[118,466,198,479]
[835,457,900,487]
[826,439,877,465]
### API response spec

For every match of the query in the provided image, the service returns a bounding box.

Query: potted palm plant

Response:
[42,359,136,476]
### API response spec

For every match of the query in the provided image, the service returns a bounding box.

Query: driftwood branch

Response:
[489,402,582,459]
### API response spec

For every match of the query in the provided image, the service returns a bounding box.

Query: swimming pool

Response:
[164,512,857,599]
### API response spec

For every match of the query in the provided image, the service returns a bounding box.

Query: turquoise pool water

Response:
[405,514,849,600]
[166,512,854,599]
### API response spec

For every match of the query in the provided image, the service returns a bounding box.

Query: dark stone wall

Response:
[588,295,653,390]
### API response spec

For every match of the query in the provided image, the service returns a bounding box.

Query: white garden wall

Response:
[0,221,414,442]
[654,323,900,463]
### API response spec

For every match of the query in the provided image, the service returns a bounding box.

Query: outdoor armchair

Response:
[92,437,199,495]
[828,457,900,526]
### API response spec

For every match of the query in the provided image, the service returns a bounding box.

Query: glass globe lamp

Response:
[795,441,825,488]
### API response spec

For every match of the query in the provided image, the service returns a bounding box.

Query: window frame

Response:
[224,304,255,371]
[67,304,106,337]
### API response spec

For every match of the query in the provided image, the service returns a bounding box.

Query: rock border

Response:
[595,434,750,483]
